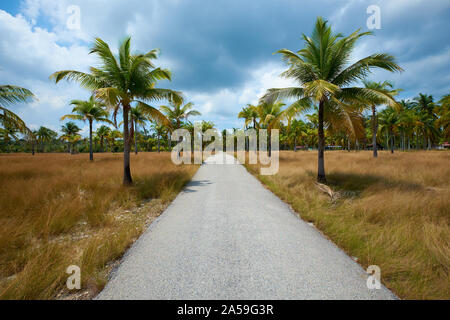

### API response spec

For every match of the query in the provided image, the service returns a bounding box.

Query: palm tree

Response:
[289,119,308,151]
[413,93,436,118]
[436,95,450,142]
[50,37,181,185]
[60,122,81,154]
[151,122,167,153]
[36,126,57,153]
[0,85,35,134]
[362,80,401,157]
[96,125,111,152]
[261,17,402,182]
[129,106,149,155]
[378,107,399,153]
[160,102,201,128]
[238,105,259,129]
[256,101,286,156]
[61,95,112,160]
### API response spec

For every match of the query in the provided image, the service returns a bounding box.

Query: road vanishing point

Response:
[97,153,396,300]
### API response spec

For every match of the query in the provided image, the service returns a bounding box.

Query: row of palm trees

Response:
[239,93,448,152]
[1,37,204,185]
[236,16,427,183]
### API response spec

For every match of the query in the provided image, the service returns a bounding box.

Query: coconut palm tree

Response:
[378,107,399,153]
[413,93,436,118]
[256,101,286,156]
[36,126,57,153]
[129,106,149,155]
[436,95,450,141]
[96,125,111,152]
[362,80,401,157]
[150,122,167,153]
[238,104,259,129]
[50,37,181,185]
[61,95,112,160]
[261,17,402,182]
[60,122,81,154]
[160,102,201,129]
[0,85,35,134]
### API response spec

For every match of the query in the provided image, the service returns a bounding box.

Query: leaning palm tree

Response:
[0,85,35,134]
[362,80,401,157]
[261,17,402,182]
[61,95,113,160]
[50,37,181,185]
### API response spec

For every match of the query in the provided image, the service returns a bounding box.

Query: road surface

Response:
[97,153,396,299]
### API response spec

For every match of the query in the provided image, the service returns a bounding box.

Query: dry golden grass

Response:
[0,152,198,299]
[247,150,450,300]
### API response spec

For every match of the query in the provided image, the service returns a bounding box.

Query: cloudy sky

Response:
[1,0,449,135]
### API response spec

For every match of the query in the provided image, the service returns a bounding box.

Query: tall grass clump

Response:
[0,152,197,299]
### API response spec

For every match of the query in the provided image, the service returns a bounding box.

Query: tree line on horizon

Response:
[1,17,449,184]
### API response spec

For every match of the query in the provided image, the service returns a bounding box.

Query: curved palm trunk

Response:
[317,100,326,183]
[89,119,94,161]
[372,105,378,157]
[123,105,133,185]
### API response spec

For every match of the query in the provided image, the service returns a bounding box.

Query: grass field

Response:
[0,152,198,299]
[246,150,449,300]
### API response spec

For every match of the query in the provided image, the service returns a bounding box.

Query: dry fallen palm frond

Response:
[314,182,341,202]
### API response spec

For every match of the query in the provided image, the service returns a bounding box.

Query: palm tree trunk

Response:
[100,137,104,153]
[317,100,326,183]
[135,122,138,155]
[372,105,378,157]
[157,135,160,153]
[427,137,431,150]
[89,119,93,161]
[390,131,394,154]
[294,136,297,152]
[122,105,133,185]
[347,135,351,152]
[31,140,35,155]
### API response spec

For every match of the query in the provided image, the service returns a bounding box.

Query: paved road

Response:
[97,153,396,299]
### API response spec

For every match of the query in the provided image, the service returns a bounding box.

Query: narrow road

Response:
[97,153,396,299]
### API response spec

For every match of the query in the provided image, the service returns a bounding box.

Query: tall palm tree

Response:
[60,122,81,154]
[261,17,402,182]
[96,125,111,152]
[362,80,401,157]
[0,85,35,134]
[36,126,57,153]
[50,37,181,185]
[61,95,112,160]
